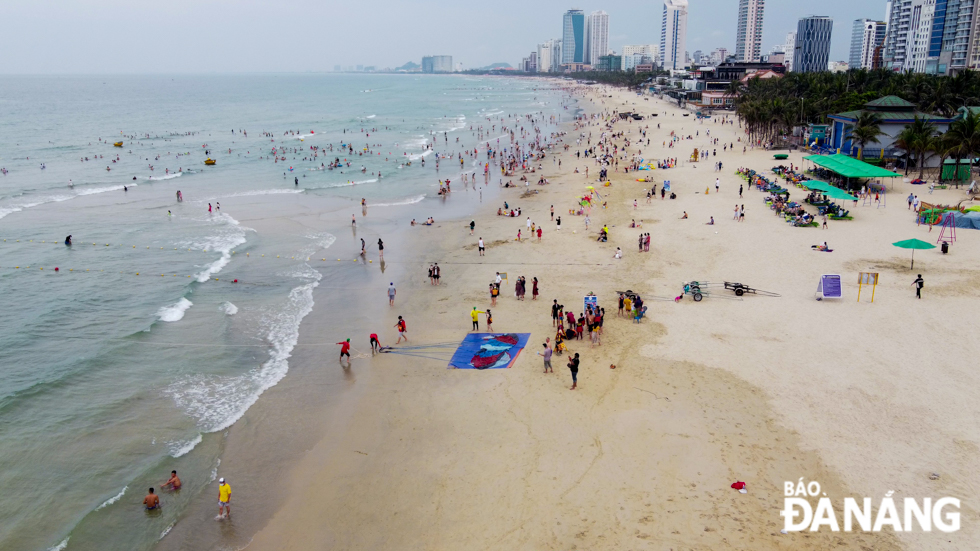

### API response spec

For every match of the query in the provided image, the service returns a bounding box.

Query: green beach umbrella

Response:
[892,238,936,269]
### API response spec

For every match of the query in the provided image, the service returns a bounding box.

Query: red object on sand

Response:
[731,481,746,490]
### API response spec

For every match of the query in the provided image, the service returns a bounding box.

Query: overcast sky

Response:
[0,0,888,73]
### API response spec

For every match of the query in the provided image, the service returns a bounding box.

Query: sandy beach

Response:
[235,81,980,550]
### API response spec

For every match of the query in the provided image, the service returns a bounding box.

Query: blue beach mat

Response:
[449,333,531,369]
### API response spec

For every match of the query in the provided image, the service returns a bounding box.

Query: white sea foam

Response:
[145,173,182,181]
[320,178,378,189]
[298,232,336,259]
[157,298,193,322]
[366,114,376,119]
[159,522,175,540]
[371,194,426,207]
[167,433,202,457]
[407,150,433,161]
[76,184,135,196]
[223,189,304,198]
[0,195,72,220]
[165,267,322,433]
[220,302,238,315]
[96,486,127,510]
[210,459,220,483]
[48,537,69,551]
[186,214,249,282]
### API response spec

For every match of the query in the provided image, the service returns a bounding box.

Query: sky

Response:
[0,0,888,73]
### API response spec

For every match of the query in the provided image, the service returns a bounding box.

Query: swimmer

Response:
[161,470,181,490]
[144,488,160,510]
[65,235,72,246]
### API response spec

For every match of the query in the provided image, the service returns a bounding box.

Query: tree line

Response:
[732,69,980,182]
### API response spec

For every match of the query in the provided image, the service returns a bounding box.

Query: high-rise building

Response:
[585,10,610,66]
[623,44,658,60]
[850,19,888,69]
[421,55,453,73]
[538,41,554,73]
[562,9,586,64]
[660,0,689,70]
[735,0,766,62]
[710,47,729,65]
[782,32,797,70]
[552,40,564,71]
[794,16,834,72]
[884,0,944,72]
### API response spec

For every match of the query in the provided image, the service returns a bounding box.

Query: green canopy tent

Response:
[803,154,903,190]
[892,238,936,269]
[801,180,858,201]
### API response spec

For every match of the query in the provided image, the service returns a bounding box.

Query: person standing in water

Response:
[65,235,72,246]
[217,478,231,519]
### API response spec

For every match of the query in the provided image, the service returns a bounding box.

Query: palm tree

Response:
[946,109,980,187]
[847,112,884,160]
[907,117,938,179]
[930,133,961,186]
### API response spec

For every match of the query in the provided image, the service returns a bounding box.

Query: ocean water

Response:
[0,74,566,550]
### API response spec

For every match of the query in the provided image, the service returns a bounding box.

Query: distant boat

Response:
[113,142,123,147]
[204,158,216,166]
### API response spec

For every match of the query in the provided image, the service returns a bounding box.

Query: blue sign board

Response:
[816,274,842,300]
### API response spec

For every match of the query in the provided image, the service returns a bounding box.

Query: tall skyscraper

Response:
[794,16,833,72]
[538,41,554,73]
[883,0,949,72]
[562,9,586,64]
[552,40,563,71]
[850,19,887,69]
[735,0,766,62]
[660,0,689,70]
[585,11,610,66]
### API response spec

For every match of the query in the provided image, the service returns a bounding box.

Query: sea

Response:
[0,74,568,550]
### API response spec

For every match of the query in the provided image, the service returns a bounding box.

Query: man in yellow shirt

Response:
[470,307,484,331]
[218,478,231,518]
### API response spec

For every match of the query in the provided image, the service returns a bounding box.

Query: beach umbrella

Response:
[892,238,935,269]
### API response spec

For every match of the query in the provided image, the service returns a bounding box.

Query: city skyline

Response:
[0,0,892,73]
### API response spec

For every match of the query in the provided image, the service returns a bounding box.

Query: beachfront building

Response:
[735,0,765,62]
[563,9,586,64]
[661,0,689,70]
[827,96,954,163]
[793,16,833,72]
[421,55,453,73]
[850,19,888,69]
[585,11,610,66]
[596,54,622,71]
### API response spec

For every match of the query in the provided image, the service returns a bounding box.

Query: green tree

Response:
[847,112,884,160]
[946,109,980,186]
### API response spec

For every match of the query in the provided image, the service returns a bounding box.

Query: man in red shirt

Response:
[369,333,381,352]
[337,338,351,364]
